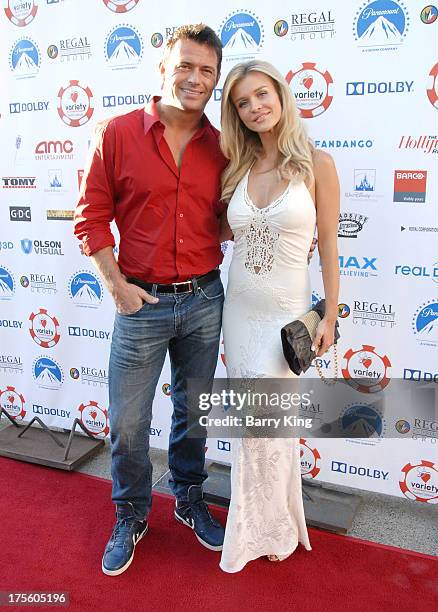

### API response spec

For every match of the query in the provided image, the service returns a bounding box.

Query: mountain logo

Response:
[219,10,264,60]
[33,356,63,389]
[68,271,103,308]
[0,267,15,300]
[9,37,40,78]
[340,403,385,443]
[105,25,143,69]
[412,300,438,346]
[354,0,409,50]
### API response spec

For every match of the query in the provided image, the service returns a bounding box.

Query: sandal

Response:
[267,552,293,562]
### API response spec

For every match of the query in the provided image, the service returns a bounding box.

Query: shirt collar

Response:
[143,96,213,136]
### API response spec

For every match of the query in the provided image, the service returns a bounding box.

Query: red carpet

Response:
[0,457,436,612]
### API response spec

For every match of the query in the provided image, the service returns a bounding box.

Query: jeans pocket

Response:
[116,301,149,317]
[198,279,224,301]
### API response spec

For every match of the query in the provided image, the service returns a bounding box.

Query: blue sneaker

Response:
[174,485,224,551]
[102,503,148,576]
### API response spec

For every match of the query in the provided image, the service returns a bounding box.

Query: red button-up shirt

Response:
[74,97,228,284]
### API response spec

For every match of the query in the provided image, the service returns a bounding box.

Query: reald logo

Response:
[332,460,389,480]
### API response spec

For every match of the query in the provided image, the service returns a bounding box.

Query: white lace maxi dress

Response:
[220,170,315,573]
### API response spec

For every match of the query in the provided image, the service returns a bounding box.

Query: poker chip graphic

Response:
[4,0,38,27]
[102,0,140,12]
[57,80,94,127]
[300,438,321,479]
[29,309,60,348]
[427,63,438,110]
[399,460,438,503]
[342,345,391,393]
[79,400,109,437]
[285,62,333,118]
[0,386,26,419]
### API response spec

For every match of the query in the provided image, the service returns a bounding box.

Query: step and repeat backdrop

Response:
[0,0,437,504]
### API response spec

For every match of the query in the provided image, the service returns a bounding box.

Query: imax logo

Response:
[217,440,231,451]
[331,461,389,480]
[339,256,377,270]
[346,81,414,96]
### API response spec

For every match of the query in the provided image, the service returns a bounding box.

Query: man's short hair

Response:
[165,24,222,72]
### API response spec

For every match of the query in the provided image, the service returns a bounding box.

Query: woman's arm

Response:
[219,208,234,242]
[312,150,340,356]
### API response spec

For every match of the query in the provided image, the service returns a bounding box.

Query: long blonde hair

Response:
[220,60,314,203]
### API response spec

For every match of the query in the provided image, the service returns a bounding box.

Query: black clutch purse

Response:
[280,299,340,379]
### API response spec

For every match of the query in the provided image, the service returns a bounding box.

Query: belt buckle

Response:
[173,280,193,294]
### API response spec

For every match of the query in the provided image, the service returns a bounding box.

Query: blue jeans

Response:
[108,275,224,519]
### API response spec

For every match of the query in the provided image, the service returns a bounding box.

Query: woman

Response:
[218,60,340,573]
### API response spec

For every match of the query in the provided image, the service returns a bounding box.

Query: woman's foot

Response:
[267,552,293,562]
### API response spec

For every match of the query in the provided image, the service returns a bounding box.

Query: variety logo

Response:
[10,100,49,114]
[68,326,111,341]
[10,206,31,221]
[342,344,391,393]
[427,63,438,110]
[0,267,15,300]
[332,460,389,480]
[286,63,333,118]
[35,139,73,161]
[346,79,413,95]
[421,5,438,23]
[340,403,385,445]
[0,386,26,420]
[0,354,23,375]
[33,403,70,419]
[47,36,91,62]
[343,301,396,327]
[2,176,36,188]
[217,439,231,451]
[29,309,60,348]
[57,80,94,127]
[354,0,409,51]
[9,37,40,78]
[32,356,63,389]
[102,93,152,108]
[399,461,438,503]
[70,365,108,387]
[339,255,377,278]
[4,0,38,26]
[393,170,427,203]
[78,400,109,437]
[68,271,103,307]
[398,135,438,155]
[102,0,140,13]
[395,261,438,283]
[338,213,368,238]
[21,239,64,255]
[300,438,321,479]
[314,139,373,149]
[412,300,438,347]
[404,367,438,382]
[219,10,264,60]
[277,10,334,41]
[105,25,143,69]
[20,272,57,294]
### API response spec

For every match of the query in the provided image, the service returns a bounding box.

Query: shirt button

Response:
[179,239,183,244]
[179,213,184,218]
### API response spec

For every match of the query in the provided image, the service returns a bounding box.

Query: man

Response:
[74,24,228,576]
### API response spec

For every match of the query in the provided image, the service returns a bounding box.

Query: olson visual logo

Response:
[32,356,63,389]
[354,0,409,51]
[105,25,143,69]
[219,10,264,60]
[4,0,38,26]
[0,386,26,420]
[102,0,140,13]
[300,438,321,479]
[412,300,438,347]
[9,37,40,78]
[57,80,94,127]
[286,63,333,118]
[399,460,438,503]
[342,344,391,393]
[78,400,109,437]
[0,267,15,300]
[68,271,103,308]
[29,309,60,348]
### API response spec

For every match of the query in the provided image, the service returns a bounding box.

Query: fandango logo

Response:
[314,139,373,148]
[68,326,110,340]
[331,460,389,479]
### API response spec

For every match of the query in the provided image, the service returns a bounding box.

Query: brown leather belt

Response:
[126,269,220,294]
